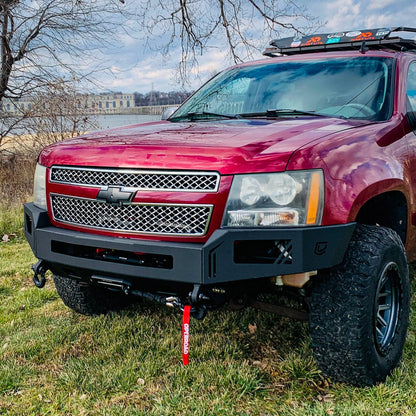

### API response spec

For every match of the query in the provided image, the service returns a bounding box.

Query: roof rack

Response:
[263,27,416,57]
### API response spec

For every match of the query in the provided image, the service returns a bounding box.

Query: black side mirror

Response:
[407,110,416,130]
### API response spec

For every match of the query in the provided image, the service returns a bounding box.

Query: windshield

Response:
[171,57,394,121]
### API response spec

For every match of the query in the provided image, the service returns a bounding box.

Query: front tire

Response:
[53,274,133,315]
[309,224,410,386]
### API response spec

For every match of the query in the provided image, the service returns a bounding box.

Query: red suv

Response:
[25,27,416,386]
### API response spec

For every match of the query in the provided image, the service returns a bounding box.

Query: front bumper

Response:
[24,202,355,285]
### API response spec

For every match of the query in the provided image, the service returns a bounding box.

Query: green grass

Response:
[0,204,26,238]
[1,206,416,415]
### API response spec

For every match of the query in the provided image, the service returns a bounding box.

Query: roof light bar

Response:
[264,27,416,57]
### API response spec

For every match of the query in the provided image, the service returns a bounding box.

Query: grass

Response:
[0,155,36,205]
[2,205,416,415]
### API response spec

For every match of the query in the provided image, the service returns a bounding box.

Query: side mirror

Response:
[407,110,416,130]
[161,106,179,120]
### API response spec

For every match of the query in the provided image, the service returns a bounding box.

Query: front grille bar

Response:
[50,166,220,192]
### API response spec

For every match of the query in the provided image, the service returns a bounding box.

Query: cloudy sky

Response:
[95,0,416,94]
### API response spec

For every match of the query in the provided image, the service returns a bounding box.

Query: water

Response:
[2,114,163,137]
[93,114,161,131]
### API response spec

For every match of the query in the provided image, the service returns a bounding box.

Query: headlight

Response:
[33,163,47,210]
[222,170,323,227]
[264,173,299,205]
[240,177,262,205]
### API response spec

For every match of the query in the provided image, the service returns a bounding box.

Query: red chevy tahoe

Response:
[25,27,416,385]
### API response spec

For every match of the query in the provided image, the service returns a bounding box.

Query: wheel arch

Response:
[352,188,409,244]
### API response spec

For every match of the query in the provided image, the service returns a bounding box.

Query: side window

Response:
[407,62,416,131]
[407,62,416,110]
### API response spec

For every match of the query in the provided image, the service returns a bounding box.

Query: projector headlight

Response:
[33,163,47,210]
[222,170,324,227]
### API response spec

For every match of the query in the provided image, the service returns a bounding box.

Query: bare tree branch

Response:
[138,0,320,87]
[0,0,319,148]
[0,0,131,146]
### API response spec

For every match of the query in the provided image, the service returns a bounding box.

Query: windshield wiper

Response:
[238,109,330,118]
[169,111,240,122]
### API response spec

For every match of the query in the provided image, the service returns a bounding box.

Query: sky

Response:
[94,0,416,94]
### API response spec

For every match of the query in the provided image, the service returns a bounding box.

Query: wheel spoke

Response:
[378,291,391,298]
[376,326,384,338]
[377,313,388,327]
[372,261,403,356]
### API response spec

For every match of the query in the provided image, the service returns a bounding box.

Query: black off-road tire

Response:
[309,224,410,386]
[53,274,133,315]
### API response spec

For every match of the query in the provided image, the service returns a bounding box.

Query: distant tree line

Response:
[134,91,192,107]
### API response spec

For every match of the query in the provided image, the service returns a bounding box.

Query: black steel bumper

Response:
[24,202,355,285]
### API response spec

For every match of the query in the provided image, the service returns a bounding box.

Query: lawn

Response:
[1,206,416,415]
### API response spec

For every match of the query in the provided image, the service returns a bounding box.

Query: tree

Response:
[0,0,128,145]
[0,79,98,202]
[138,0,319,81]
[1,79,97,155]
[0,0,317,146]
[0,0,129,101]
[134,90,192,106]
[22,80,97,151]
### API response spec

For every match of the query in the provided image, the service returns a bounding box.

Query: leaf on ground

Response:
[248,323,257,334]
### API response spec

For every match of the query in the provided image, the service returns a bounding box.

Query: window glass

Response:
[173,57,394,121]
[407,62,416,110]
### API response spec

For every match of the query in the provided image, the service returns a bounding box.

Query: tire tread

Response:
[310,224,410,386]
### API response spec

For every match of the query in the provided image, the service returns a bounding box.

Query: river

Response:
[93,114,161,131]
[2,114,164,139]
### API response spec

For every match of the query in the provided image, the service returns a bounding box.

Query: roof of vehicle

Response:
[263,27,416,57]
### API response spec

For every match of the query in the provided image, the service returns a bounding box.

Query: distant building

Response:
[1,93,136,114]
[82,93,135,113]
[1,97,34,113]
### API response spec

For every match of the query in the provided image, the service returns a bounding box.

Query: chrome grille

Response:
[51,194,213,236]
[50,166,219,192]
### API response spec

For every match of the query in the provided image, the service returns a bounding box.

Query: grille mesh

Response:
[51,195,212,236]
[50,167,219,192]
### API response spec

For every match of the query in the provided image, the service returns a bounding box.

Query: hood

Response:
[39,118,370,174]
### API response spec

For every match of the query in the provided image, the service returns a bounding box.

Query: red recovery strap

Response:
[182,305,191,365]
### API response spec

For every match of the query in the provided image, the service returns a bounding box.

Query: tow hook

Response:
[31,260,49,288]
[166,296,207,320]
